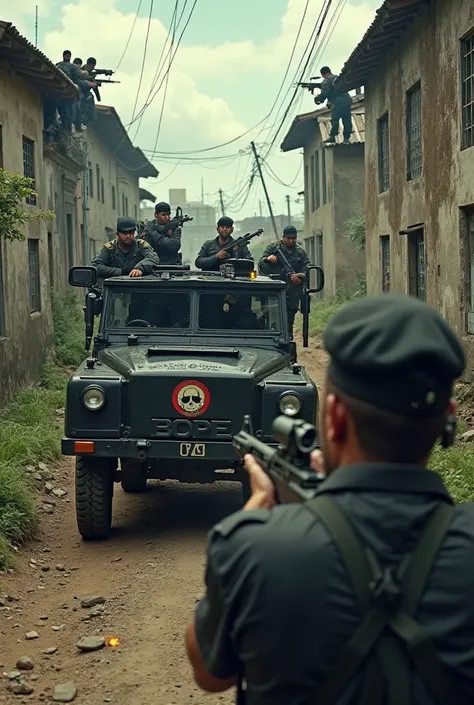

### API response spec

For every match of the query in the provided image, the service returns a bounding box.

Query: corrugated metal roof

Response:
[281,96,365,151]
[318,111,365,144]
[336,0,427,92]
[0,21,77,98]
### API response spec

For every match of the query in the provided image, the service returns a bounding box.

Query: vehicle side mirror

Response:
[69,266,98,288]
[307,265,324,293]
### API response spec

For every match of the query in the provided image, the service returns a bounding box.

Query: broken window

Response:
[378,113,389,192]
[406,82,422,181]
[461,32,474,150]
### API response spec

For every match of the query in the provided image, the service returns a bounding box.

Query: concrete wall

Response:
[0,70,53,405]
[82,128,141,261]
[303,130,365,298]
[364,0,474,353]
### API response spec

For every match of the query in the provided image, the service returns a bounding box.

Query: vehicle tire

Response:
[120,459,148,493]
[75,456,114,540]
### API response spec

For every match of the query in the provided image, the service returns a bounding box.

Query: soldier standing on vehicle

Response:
[185,293,474,705]
[91,216,159,280]
[258,225,310,338]
[143,202,182,265]
[314,66,352,146]
[195,217,253,271]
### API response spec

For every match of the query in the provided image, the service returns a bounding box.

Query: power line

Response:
[114,0,143,72]
[262,155,304,188]
[130,0,155,125]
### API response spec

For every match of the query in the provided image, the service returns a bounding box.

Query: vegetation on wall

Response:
[0,168,54,242]
[344,210,366,252]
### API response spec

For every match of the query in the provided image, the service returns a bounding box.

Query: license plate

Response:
[179,442,206,458]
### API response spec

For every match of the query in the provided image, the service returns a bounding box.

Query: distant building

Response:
[0,20,78,404]
[281,97,366,298]
[336,0,474,358]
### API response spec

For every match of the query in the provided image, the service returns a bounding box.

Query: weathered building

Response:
[281,97,366,298]
[83,106,158,260]
[0,21,78,404]
[337,0,474,360]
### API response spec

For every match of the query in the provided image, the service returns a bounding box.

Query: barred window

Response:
[28,239,41,313]
[461,32,474,150]
[380,235,390,291]
[23,137,36,205]
[406,82,422,180]
[378,114,389,192]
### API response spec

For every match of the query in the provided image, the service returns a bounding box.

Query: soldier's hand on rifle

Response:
[310,449,326,476]
[290,273,302,285]
[129,269,143,278]
[216,250,229,260]
[242,454,276,511]
[267,255,278,264]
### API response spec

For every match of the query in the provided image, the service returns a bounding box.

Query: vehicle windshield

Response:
[198,292,281,332]
[105,291,191,329]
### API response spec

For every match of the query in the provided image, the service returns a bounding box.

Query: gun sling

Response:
[305,496,468,705]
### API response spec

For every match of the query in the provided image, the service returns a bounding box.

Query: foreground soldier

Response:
[185,293,474,704]
[195,216,253,271]
[143,201,182,265]
[91,216,159,280]
[258,225,310,338]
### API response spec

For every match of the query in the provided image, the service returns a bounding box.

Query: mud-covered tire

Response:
[75,456,115,540]
[120,460,148,494]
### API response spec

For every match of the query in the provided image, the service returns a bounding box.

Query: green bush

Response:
[0,292,83,570]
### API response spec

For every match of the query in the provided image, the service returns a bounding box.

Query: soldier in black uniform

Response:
[186,293,474,705]
[195,216,253,271]
[91,216,159,280]
[143,201,182,265]
[258,225,310,338]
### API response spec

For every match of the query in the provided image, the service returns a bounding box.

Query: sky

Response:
[9,0,380,220]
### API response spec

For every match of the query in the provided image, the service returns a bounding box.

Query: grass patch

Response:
[429,444,474,503]
[0,291,85,570]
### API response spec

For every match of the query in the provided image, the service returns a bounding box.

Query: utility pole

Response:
[286,194,291,225]
[218,188,225,216]
[250,141,278,239]
[35,6,38,46]
[201,178,204,203]
[258,199,262,218]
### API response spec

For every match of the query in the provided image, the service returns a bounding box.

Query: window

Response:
[0,125,3,169]
[125,196,129,216]
[462,208,474,333]
[321,146,327,204]
[199,293,281,332]
[22,137,36,205]
[310,155,315,212]
[112,185,116,210]
[380,235,390,291]
[407,228,426,301]
[106,291,191,329]
[88,163,93,198]
[406,82,422,180]
[378,113,390,192]
[27,239,41,313]
[0,237,5,336]
[304,236,315,263]
[461,32,474,150]
[96,164,100,199]
[314,151,321,210]
[101,178,105,204]
[47,232,54,289]
[121,193,126,216]
[315,232,323,268]
[66,213,74,269]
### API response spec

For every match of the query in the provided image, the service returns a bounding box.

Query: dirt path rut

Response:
[0,343,327,704]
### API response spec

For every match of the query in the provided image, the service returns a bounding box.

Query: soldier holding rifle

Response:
[195,216,254,271]
[185,293,474,705]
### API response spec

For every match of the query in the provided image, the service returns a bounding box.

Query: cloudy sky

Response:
[11,0,379,219]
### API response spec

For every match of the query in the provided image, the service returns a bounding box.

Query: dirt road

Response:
[0,343,327,704]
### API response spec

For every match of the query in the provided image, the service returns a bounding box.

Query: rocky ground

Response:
[0,343,328,704]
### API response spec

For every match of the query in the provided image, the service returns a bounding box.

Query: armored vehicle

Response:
[63,259,324,539]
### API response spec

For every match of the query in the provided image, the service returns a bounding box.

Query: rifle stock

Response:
[233,415,324,503]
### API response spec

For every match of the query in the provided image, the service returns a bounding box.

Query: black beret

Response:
[283,225,297,237]
[323,293,465,418]
[116,216,137,232]
[155,201,171,213]
[217,216,233,227]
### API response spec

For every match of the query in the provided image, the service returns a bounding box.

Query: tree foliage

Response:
[0,168,54,242]
[345,211,366,252]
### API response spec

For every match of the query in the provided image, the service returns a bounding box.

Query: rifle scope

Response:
[272,416,318,454]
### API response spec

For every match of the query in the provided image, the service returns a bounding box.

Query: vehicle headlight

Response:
[82,386,105,411]
[279,393,302,417]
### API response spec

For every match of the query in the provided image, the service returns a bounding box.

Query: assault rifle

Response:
[297,81,323,94]
[169,206,193,229]
[233,415,324,503]
[221,228,264,254]
[90,69,120,84]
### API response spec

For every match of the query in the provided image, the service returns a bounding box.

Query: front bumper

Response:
[62,437,248,461]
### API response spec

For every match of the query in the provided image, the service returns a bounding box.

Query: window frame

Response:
[461,31,474,151]
[377,113,390,193]
[406,81,422,181]
[27,238,41,313]
[22,137,36,206]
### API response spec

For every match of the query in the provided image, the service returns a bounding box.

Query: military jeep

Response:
[63,259,324,539]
